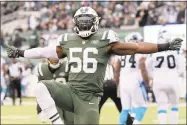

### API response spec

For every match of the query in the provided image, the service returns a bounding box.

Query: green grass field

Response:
[1,98,186,124]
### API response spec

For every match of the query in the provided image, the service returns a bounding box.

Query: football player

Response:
[35,57,74,124]
[144,30,185,124]
[114,32,148,124]
[99,57,134,125]
[5,7,182,124]
[180,37,186,102]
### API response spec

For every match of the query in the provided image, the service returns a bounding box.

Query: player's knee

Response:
[121,102,131,110]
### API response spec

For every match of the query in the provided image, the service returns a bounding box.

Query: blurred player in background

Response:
[7,58,25,105]
[180,38,186,102]
[35,57,74,124]
[144,30,186,124]
[115,32,148,124]
[1,57,8,105]
[99,57,133,125]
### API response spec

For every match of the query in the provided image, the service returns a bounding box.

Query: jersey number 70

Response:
[69,48,98,73]
[155,55,176,68]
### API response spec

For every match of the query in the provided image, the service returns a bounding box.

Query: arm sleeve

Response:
[24,45,58,59]
[56,34,67,46]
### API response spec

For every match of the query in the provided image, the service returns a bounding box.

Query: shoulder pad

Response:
[56,33,68,45]
[101,30,110,40]
[38,63,44,77]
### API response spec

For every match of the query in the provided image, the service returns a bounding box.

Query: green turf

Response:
[1,98,186,124]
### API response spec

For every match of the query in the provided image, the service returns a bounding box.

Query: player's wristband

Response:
[18,50,25,57]
[157,43,170,52]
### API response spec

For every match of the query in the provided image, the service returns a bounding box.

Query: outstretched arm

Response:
[23,46,59,59]
[109,39,182,55]
[5,34,66,59]
[4,44,64,59]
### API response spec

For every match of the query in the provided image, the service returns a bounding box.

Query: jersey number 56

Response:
[69,48,98,73]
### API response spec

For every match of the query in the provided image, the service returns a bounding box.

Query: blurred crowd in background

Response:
[1,1,186,49]
[1,1,186,31]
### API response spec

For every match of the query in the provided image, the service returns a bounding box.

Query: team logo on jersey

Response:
[82,41,86,44]
[59,72,65,77]
[91,40,99,44]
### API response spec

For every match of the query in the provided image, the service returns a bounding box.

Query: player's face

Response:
[48,58,60,65]
[74,15,95,31]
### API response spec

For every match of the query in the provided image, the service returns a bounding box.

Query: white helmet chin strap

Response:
[78,30,92,38]
[76,25,98,38]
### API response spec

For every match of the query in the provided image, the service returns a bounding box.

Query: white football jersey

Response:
[119,54,146,85]
[145,51,185,81]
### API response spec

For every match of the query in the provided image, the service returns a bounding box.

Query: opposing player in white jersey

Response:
[1,57,7,105]
[116,32,148,124]
[145,30,185,124]
[180,38,186,101]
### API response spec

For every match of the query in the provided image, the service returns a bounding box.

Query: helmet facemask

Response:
[73,14,100,38]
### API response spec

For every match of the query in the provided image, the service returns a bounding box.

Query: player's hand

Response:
[169,38,183,50]
[4,44,19,58]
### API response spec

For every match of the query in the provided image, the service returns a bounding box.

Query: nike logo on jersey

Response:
[89,102,95,104]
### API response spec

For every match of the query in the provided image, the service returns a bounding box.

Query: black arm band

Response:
[157,43,170,52]
[18,50,25,57]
